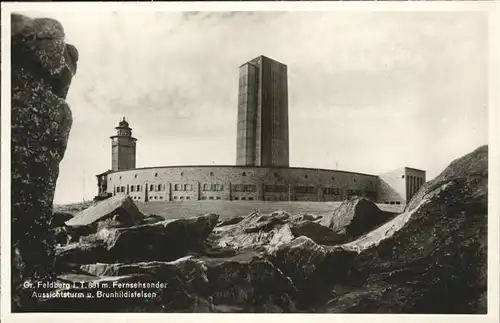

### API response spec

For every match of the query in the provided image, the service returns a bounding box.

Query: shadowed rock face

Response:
[11,13,78,311]
[327,145,488,313]
[55,213,220,265]
[320,197,396,240]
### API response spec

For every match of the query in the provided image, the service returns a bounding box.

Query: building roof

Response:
[96,169,114,177]
[96,164,380,178]
[404,167,426,173]
[117,117,130,128]
[239,55,286,68]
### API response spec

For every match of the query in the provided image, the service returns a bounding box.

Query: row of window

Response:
[383,201,402,205]
[174,184,193,191]
[265,185,288,193]
[118,184,166,193]
[203,183,224,191]
[233,197,254,201]
[233,184,256,192]
[295,186,315,194]
[110,173,371,182]
[116,184,375,196]
[323,187,341,195]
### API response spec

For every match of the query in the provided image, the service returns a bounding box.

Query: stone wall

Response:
[101,166,379,202]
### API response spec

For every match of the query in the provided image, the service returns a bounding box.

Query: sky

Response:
[20,10,489,204]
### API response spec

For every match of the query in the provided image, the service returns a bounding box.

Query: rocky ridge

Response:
[38,145,487,313]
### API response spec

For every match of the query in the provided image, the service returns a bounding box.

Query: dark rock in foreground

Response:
[48,252,297,312]
[11,13,78,311]
[324,145,488,313]
[270,236,357,309]
[44,146,489,313]
[202,250,297,312]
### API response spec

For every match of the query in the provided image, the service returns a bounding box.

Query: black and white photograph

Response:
[2,1,499,321]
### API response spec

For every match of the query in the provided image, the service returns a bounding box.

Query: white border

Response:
[1,1,499,323]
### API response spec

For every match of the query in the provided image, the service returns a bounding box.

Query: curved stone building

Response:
[96,56,426,205]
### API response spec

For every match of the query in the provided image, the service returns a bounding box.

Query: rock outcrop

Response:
[325,145,488,313]
[211,210,295,252]
[56,213,220,265]
[319,197,395,240]
[64,195,145,242]
[11,13,78,311]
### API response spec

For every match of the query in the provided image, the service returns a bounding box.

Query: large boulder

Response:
[270,237,357,309]
[319,197,395,240]
[42,251,298,312]
[11,13,78,311]
[56,213,220,265]
[35,260,213,313]
[64,195,145,242]
[211,210,295,252]
[289,221,344,245]
[323,145,488,313]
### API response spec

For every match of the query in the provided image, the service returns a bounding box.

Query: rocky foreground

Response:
[34,146,487,313]
[11,13,78,311]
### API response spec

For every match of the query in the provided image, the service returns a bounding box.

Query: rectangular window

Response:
[265,185,286,193]
[323,188,340,195]
[175,184,181,191]
[233,184,242,192]
[184,184,192,191]
[295,186,314,194]
[347,189,361,196]
[150,184,154,191]
[215,184,223,191]
[244,184,256,192]
[137,185,141,191]
[203,183,211,191]
[131,186,135,192]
